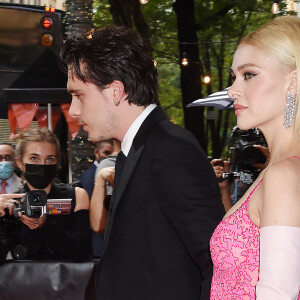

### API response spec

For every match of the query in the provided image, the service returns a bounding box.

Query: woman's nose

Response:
[228,83,241,101]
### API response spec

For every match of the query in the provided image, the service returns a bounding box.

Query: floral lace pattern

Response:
[210,181,261,300]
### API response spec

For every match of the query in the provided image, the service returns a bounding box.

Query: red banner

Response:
[8,103,39,138]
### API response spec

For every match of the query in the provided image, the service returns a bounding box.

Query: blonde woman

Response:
[210,16,300,299]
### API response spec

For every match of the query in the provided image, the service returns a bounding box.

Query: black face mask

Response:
[24,164,57,189]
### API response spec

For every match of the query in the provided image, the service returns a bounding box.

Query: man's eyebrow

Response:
[67,89,79,94]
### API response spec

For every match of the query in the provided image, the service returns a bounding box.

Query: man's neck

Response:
[121,104,157,156]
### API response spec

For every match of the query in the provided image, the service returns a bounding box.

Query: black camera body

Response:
[13,190,48,218]
[232,140,266,171]
[226,127,267,184]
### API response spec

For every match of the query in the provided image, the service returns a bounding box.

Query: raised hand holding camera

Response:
[0,193,22,216]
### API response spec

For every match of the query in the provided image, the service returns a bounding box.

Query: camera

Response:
[13,190,48,218]
[224,127,267,184]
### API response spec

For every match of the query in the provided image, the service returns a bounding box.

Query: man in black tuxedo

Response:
[62,26,224,300]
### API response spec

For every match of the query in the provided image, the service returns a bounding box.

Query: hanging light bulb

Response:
[202,75,211,85]
[271,0,280,14]
[139,0,148,4]
[181,52,188,66]
[181,58,188,66]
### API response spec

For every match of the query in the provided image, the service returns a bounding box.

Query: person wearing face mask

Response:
[0,142,22,195]
[2,127,91,261]
[0,142,23,262]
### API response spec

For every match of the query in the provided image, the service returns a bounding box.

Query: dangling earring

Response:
[283,92,296,129]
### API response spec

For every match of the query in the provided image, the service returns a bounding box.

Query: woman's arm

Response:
[256,159,300,299]
[90,167,115,234]
[74,187,90,211]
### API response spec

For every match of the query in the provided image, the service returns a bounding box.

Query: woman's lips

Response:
[233,104,247,116]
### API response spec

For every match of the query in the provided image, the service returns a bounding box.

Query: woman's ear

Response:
[287,69,297,96]
[16,158,24,172]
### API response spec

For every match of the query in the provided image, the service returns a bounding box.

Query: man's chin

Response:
[88,134,106,143]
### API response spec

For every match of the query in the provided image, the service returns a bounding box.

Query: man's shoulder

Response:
[153,118,199,146]
[80,164,96,180]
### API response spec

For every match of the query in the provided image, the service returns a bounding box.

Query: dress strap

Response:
[245,179,262,205]
[290,155,300,159]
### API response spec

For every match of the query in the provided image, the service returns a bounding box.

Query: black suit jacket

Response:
[80,163,97,199]
[96,106,224,300]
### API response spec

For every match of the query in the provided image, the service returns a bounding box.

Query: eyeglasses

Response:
[0,155,13,162]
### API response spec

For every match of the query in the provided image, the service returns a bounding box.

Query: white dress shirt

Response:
[121,104,157,156]
[0,173,23,194]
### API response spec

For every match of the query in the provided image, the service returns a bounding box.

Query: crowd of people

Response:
[0,14,300,300]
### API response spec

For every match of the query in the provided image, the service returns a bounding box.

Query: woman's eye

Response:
[244,72,255,80]
[31,157,38,162]
[47,157,56,164]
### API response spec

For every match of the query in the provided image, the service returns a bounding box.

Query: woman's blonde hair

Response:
[14,127,60,166]
[239,16,300,137]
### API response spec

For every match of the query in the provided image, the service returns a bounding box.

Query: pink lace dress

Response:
[210,176,300,299]
[210,182,261,299]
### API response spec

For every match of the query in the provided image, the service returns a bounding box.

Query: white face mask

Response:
[0,161,14,180]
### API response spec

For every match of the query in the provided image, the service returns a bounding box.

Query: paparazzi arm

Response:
[90,167,115,233]
[210,159,232,212]
[74,187,89,211]
[0,194,22,216]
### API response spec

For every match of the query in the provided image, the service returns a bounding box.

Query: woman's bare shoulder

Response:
[259,157,300,227]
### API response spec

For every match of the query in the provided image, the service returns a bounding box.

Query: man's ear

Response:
[110,80,126,104]
[287,69,297,96]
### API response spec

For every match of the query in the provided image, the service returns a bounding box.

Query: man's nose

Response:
[68,98,81,118]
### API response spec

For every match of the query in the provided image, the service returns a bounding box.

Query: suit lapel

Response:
[113,145,144,209]
[103,106,167,252]
[103,145,144,252]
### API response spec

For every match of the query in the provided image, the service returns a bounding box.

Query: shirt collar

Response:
[121,104,157,156]
[93,160,100,167]
[1,173,14,187]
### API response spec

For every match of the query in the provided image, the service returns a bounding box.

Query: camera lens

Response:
[241,146,265,165]
[32,196,41,204]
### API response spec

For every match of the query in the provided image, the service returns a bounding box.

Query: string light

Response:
[271,0,280,14]
[202,75,211,85]
[181,52,188,66]
[139,0,148,4]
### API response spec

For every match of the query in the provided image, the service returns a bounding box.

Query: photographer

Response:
[211,128,270,210]
[0,127,91,261]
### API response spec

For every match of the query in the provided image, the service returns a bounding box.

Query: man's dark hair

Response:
[61,26,159,107]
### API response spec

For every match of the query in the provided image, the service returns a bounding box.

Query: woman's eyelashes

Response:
[230,71,256,81]
[244,72,256,80]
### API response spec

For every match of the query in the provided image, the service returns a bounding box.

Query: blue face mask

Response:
[0,161,14,180]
